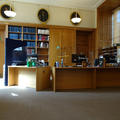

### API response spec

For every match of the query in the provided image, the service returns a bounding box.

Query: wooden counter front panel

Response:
[8,66,51,91]
[96,68,120,87]
[55,69,94,90]
[36,67,51,91]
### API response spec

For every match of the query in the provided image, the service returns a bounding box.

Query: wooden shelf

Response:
[37,40,49,42]
[23,32,36,34]
[8,31,22,34]
[26,47,36,49]
[38,54,48,56]
[10,39,22,41]
[23,39,35,41]
[37,47,48,49]
[37,34,49,36]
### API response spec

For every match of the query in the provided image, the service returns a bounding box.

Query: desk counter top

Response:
[54,67,120,70]
[8,66,50,69]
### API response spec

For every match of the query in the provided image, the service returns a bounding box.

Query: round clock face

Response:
[1,4,11,19]
[38,9,49,23]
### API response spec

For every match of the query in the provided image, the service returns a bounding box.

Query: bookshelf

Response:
[23,26,36,55]
[37,28,49,62]
[8,26,22,40]
[8,25,50,63]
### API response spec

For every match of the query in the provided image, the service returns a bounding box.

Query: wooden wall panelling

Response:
[49,28,76,66]
[76,31,89,56]
[61,29,76,66]
[0,25,5,76]
[49,28,62,66]
[76,30,95,64]
[97,9,112,49]
[96,0,120,56]
[88,31,96,65]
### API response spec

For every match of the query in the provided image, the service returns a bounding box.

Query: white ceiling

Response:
[15,0,105,10]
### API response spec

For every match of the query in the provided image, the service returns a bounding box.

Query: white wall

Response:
[0,1,96,28]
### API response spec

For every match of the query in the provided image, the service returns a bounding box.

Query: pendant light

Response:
[4,0,16,18]
[70,11,81,25]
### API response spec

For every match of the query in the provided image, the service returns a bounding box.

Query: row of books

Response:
[9,33,21,40]
[8,26,22,32]
[27,49,35,55]
[27,42,36,47]
[37,35,49,41]
[38,42,49,48]
[23,27,36,33]
[23,34,36,40]
[38,29,49,35]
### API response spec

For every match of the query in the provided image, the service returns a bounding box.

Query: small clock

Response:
[0,4,12,19]
[38,9,49,23]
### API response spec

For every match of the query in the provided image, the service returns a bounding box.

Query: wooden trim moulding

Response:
[0,21,96,32]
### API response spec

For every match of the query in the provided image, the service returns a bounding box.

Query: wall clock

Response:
[0,4,12,19]
[38,9,49,23]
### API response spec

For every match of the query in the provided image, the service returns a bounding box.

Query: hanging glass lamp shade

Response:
[70,12,81,25]
[4,10,16,18]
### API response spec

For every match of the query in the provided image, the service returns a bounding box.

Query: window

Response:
[112,8,120,44]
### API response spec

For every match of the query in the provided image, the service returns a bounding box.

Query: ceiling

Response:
[15,0,105,10]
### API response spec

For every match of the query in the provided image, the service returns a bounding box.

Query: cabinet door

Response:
[49,28,62,66]
[0,28,5,76]
[61,29,76,66]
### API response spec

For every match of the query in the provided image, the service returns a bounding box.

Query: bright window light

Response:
[11,93,19,97]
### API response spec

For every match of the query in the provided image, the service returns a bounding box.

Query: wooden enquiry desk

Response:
[53,67,120,91]
[8,66,51,91]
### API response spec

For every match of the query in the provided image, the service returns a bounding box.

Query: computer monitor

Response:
[72,54,87,65]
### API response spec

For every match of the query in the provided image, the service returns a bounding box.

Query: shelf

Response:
[37,47,48,49]
[37,34,49,36]
[38,54,48,56]
[9,39,22,41]
[23,32,36,34]
[37,40,49,42]
[8,32,22,34]
[23,39,36,41]
[26,47,36,49]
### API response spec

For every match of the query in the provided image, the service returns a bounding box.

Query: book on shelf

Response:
[38,29,49,35]
[23,27,36,33]
[37,42,49,48]
[27,49,35,55]
[9,33,21,40]
[37,35,49,41]
[27,42,35,47]
[8,26,22,32]
[23,34,36,40]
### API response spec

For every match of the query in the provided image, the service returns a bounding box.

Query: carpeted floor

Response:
[0,87,120,120]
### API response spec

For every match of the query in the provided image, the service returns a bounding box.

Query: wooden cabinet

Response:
[0,25,5,76]
[61,29,76,66]
[49,28,62,66]
[49,28,76,66]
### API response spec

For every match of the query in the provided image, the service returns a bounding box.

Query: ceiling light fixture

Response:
[71,11,81,25]
[4,0,16,18]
